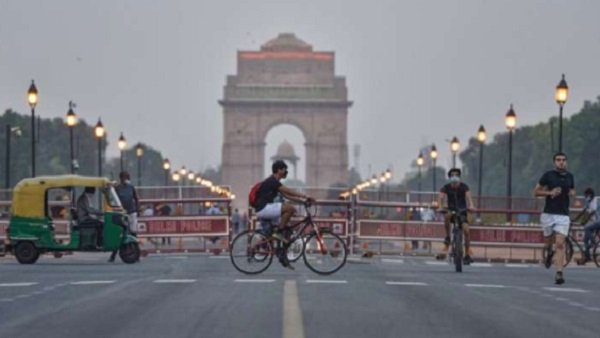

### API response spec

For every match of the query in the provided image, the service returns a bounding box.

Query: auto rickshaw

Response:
[6,175,140,264]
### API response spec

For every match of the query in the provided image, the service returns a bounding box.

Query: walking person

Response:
[534,152,575,284]
[109,171,140,263]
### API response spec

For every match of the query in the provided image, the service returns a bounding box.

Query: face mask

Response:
[449,176,460,183]
[124,179,131,184]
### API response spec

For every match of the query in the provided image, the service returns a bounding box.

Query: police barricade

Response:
[136,197,231,254]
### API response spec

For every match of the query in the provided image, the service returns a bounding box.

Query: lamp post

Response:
[27,80,38,177]
[94,119,105,177]
[450,136,460,168]
[135,143,144,186]
[5,125,22,189]
[65,101,78,174]
[505,105,517,223]
[179,166,187,187]
[476,125,486,221]
[430,144,438,194]
[163,158,171,186]
[117,133,127,172]
[555,74,568,152]
[416,152,424,204]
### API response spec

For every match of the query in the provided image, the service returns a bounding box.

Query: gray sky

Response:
[2,0,600,183]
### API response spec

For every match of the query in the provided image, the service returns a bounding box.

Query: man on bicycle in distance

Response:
[438,168,476,265]
[534,152,575,285]
[254,160,314,269]
[578,188,600,263]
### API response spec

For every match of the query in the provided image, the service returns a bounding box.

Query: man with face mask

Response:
[111,171,140,262]
[578,188,600,263]
[254,160,315,269]
[438,168,475,264]
[76,186,104,248]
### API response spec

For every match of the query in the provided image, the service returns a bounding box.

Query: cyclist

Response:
[534,152,575,285]
[578,188,600,263]
[438,168,476,265]
[253,160,314,269]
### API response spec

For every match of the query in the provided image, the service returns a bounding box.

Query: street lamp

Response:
[505,105,517,223]
[65,101,78,174]
[450,136,460,168]
[117,133,127,172]
[476,125,486,221]
[163,158,171,186]
[94,119,105,177]
[430,144,438,193]
[187,171,195,182]
[555,74,568,152]
[27,80,38,177]
[416,152,424,204]
[4,125,22,189]
[135,143,144,186]
[172,172,181,182]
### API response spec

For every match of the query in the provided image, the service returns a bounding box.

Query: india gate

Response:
[219,33,352,208]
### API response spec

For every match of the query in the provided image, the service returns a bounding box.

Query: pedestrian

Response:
[231,208,241,235]
[110,171,140,263]
[157,204,172,245]
[534,152,575,284]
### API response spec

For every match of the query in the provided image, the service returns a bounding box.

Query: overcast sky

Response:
[2,0,599,183]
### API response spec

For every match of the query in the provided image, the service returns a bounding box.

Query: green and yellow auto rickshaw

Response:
[6,175,140,264]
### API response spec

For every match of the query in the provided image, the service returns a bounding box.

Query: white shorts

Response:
[540,213,570,237]
[256,203,282,224]
[127,212,138,233]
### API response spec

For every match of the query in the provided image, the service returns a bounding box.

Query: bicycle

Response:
[439,208,468,273]
[555,221,600,267]
[541,224,575,268]
[229,201,348,275]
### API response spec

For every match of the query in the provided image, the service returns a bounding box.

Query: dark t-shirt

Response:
[538,170,574,216]
[441,182,470,212]
[254,176,282,212]
[115,183,137,214]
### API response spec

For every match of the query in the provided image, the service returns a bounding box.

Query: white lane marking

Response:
[386,281,428,286]
[153,279,197,284]
[0,298,14,302]
[586,307,600,312]
[234,279,276,283]
[283,280,305,338]
[425,261,448,266]
[166,256,189,260]
[465,284,506,288]
[554,297,569,302]
[505,264,530,268]
[15,294,31,299]
[568,302,584,307]
[209,256,229,259]
[543,287,588,293]
[471,263,492,267]
[381,258,404,264]
[347,257,363,263]
[305,280,347,284]
[70,281,116,285]
[0,282,38,287]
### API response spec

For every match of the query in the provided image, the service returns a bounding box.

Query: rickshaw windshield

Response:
[105,187,123,209]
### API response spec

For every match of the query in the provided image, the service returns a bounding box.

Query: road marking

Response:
[543,287,588,293]
[465,284,506,288]
[15,294,31,299]
[234,279,276,283]
[283,280,305,338]
[554,297,569,302]
[209,256,230,259]
[166,256,189,260]
[0,298,14,302]
[70,281,116,285]
[386,281,428,286]
[505,264,530,268]
[585,307,600,312]
[470,263,492,267]
[153,279,197,284]
[425,261,448,266]
[305,280,347,284]
[0,282,38,287]
[568,302,584,307]
[381,258,404,264]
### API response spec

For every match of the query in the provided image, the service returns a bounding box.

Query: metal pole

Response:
[120,151,124,173]
[69,127,75,174]
[31,107,35,177]
[417,166,422,205]
[452,153,456,168]
[98,138,102,177]
[137,156,142,186]
[558,104,564,152]
[5,125,10,189]
[432,158,437,195]
[164,170,169,186]
[507,130,513,223]
[477,141,483,221]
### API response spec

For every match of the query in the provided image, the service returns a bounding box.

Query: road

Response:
[1,253,599,338]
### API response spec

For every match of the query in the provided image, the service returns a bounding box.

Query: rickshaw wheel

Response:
[15,241,40,264]
[119,242,140,264]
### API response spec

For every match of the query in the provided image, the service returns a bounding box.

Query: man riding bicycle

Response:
[252,160,314,269]
[438,168,475,265]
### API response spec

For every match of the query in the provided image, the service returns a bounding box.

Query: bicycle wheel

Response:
[593,241,600,268]
[453,228,463,273]
[286,235,305,263]
[230,230,274,274]
[303,230,347,275]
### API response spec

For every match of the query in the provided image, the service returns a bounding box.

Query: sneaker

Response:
[442,237,450,250]
[543,247,554,269]
[278,252,295,270]
[555,271,565,285]
[463,255,473,265]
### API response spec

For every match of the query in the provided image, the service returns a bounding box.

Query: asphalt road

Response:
[1,253,599,338]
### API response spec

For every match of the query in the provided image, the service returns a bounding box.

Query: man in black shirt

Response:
[438,168,475,264]
[254,160,314,269]
[534,152,575,285]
